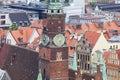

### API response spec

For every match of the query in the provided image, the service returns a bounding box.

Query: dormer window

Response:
[76,24,81,29]
[10,54,16,65]
[24,21,29,26]
[19,21,23,26]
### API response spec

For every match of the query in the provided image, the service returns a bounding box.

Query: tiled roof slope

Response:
[85,31,100,48]
[9,13,30,26]
[10,27,34,43]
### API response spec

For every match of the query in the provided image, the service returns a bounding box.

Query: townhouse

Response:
[104,49,120,80]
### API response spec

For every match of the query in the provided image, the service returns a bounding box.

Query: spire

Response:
[37,69,42,80]
[72,51,77,71]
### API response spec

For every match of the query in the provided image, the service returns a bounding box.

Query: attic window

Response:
[76,24,81,29]
[70,46,75,50]
[18,37,23,42]
[19,22,23,26]
[24,21,29,26]
[10,54,16,65]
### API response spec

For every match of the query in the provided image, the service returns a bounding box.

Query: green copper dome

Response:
[48,0,62,10]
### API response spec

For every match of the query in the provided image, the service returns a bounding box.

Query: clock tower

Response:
[39,0,68,80]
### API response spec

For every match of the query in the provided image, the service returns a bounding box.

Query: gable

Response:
[6,31,17,45]
[93,32,109,52]
[28,29,39,43]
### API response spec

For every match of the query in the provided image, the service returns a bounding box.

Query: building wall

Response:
[92,32,120,57]
[39,59,50,80]
[0,13,12,28]
[63,0,85,22]
[50,61,69,80]
[92,32,109,53]
[106,50,119,80]
[39,46,69,80]
[76,34,91,74]
[0,44,38,80]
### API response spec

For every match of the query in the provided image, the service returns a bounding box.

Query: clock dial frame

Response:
[53,34,65,47]
[41,34,50,46]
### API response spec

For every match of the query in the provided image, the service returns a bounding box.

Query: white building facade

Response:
[63,0,85,23]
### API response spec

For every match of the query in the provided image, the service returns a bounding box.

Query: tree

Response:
[9,23,18,30]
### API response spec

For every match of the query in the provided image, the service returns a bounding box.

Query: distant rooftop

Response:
[8,1,47,11]
[0,6,38,14]
[94,2,120,12]
[68,14,105,24]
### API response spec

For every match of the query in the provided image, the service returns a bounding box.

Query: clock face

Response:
[53,34,65,47]
[41,34,50,46]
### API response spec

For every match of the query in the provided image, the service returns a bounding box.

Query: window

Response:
[7,39,11,44]
[1,20,5,25]
[88,64,90,70]
[51,10,54,13]
[116,45,118,49]
[77,54,79,59]
[57,10,60,13]
[88,56,90,61]
[85,63,87,70]
[1,15,5,19]
[77,61,80,66]
[83,41,85,44]
[19,22,23,26]
[51,0,55,2]
[44,53,45,58]
[10,54,16,65]
[112,60,114,64]
[86,55,87,61]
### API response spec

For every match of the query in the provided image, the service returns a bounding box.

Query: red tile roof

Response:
[85,31,100,48]
[10,27,34,44]
[88,23,101,31]
[30,20,43,29]
[104,32,110,40]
